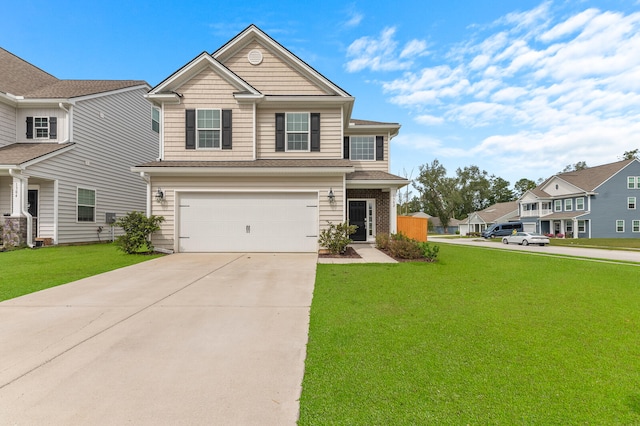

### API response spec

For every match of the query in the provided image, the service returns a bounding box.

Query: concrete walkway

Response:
[0,253,317,425]
[317,244,397,264]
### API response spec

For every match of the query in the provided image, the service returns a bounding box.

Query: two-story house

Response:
[518,159,640,238]
[133,25,408,253]
[0,48,158,247]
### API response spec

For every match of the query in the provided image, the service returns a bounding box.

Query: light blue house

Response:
[518,159,640,238]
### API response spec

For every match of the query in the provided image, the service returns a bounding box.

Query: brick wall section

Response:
[346,189,390,234]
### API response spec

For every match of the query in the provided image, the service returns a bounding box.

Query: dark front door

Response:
[349,200,367,241]
[28,189,38,237]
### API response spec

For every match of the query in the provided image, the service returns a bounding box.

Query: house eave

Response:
[131,166,355,176]
[346,179,409,189]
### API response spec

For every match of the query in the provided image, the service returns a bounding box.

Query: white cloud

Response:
[345,27,428,72]
[415,114,444,125]
[345,11,363,27]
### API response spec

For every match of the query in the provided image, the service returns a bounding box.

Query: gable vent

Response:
[248,49,263,65]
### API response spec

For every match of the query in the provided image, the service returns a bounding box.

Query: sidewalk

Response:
[317,244,397,264]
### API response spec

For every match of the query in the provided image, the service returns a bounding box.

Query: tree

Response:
[455,165,492,218]
[561,161,588,173]
[514,178,537,198]
[488,175,514,204]
[621,149,639,160]
[413,160,459,230]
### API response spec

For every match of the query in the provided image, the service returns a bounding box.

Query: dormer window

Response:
[35,117,49,138]
[26,116,57,140]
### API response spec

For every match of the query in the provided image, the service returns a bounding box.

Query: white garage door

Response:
[178,192,318,252]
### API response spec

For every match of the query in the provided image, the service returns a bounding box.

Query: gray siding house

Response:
[0,48,158,247]
[518,159,640,238]
[459,201,519,236]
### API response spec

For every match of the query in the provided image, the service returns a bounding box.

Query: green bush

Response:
[419,242,440,261]
[375,232,390,250]
[115,211,164,254]
[318,221,357,254]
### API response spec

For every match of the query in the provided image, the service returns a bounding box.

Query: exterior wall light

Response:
[155,188,164,202]
[328,188,335,203]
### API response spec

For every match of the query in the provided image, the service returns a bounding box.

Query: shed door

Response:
[178,192,318,252]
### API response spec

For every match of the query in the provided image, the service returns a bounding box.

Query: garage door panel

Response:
[178,192,318,252]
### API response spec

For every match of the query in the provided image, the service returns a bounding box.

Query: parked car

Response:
[482,222,523,239]
[502,232,550,246]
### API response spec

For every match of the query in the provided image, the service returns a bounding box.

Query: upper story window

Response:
[576,197,585,210]
[564,199,573,211]
[152,108,160,133]
[26,116,57,140]
[554,200,562,211]
[350,136,375,161]
[628,197,636,209]
[197,109,221,149]
[628,177,640,189]
[286,113,309,151]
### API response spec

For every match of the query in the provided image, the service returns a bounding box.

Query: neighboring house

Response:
[0,48,158,247]
[459,201,518,236]
[133,25,408,253]
[518,159,640,238]
[408,212,460,234]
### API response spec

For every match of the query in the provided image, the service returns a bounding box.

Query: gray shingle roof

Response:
[345,170,407,181]
[0,143,74,165]
[0,47,147,99]
[349,119,399,126]
[473,201,519,223]
[554,159,635,191]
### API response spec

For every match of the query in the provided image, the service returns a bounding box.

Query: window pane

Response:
[616,220,624,232]
[287,133,308,151]
[198,130,220,148]
[197,110,220,129]
[286,113,308,132]
[351,136,375,160]
[78,206,95,222]
[633,220,640,232]
[78,188,95,206]
[629,177,635,189]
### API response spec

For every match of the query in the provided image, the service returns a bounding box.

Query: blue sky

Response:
[3,0,640,188]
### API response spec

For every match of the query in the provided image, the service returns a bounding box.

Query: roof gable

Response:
[149,51,259,97]
[213,25,350,97]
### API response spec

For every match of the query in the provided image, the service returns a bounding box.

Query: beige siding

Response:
[163,69,254,161]
[26,87,158,244]
[344,133,390,172]
[223,41,328,95]
[0,102,16,147]
[149,174,344,252]
[256,107,342,159]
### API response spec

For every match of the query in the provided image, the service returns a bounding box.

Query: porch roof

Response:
[533,211,589,220]
[0,143,75,167]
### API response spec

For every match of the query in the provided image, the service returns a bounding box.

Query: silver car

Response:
[502,232,550,246]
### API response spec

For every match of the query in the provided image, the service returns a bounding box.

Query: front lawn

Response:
[0,243,163,301]
[300,244,640,424]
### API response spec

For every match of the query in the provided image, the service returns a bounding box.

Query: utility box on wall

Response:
[105,213,116,224]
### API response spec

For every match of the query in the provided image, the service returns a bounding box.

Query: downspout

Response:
[139,172,151,216]
[8,169,34,248]
[253,102,257,160]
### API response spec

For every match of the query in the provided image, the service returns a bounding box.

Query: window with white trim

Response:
[152,108,160,133]
[616,220,625,233]
[350,136,375,161]
[629,197,637,209]
[77,188,96,222]
[197,109,221,149]
[633,220,640,233]
[34,117,49,138]
[554,200,562,211]
[628,177,640,189]
[564,199,573,211]
[578,220,586,233]
[286,112,309,151]
[576,197,584,210]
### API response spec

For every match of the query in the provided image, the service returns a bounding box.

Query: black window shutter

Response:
[49,117,57,139]
[310,113,320,152]
[185,109,196,150]
[222,109,232,150]
[376,136,384,161]
[26,117,34,139]
[275,113,285,152]
[343,136,350,159]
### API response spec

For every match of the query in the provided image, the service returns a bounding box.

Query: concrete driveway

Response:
[0,253,317,425]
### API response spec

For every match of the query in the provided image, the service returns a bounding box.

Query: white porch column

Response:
[389,188,398,234]
[10,175,24,217]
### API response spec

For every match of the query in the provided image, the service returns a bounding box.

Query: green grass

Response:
[0,243,163,301]
[299,244,640,424]
[549,238,640,249]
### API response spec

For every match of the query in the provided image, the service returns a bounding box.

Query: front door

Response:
[28,189,38,238]
[349,200,367,241]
